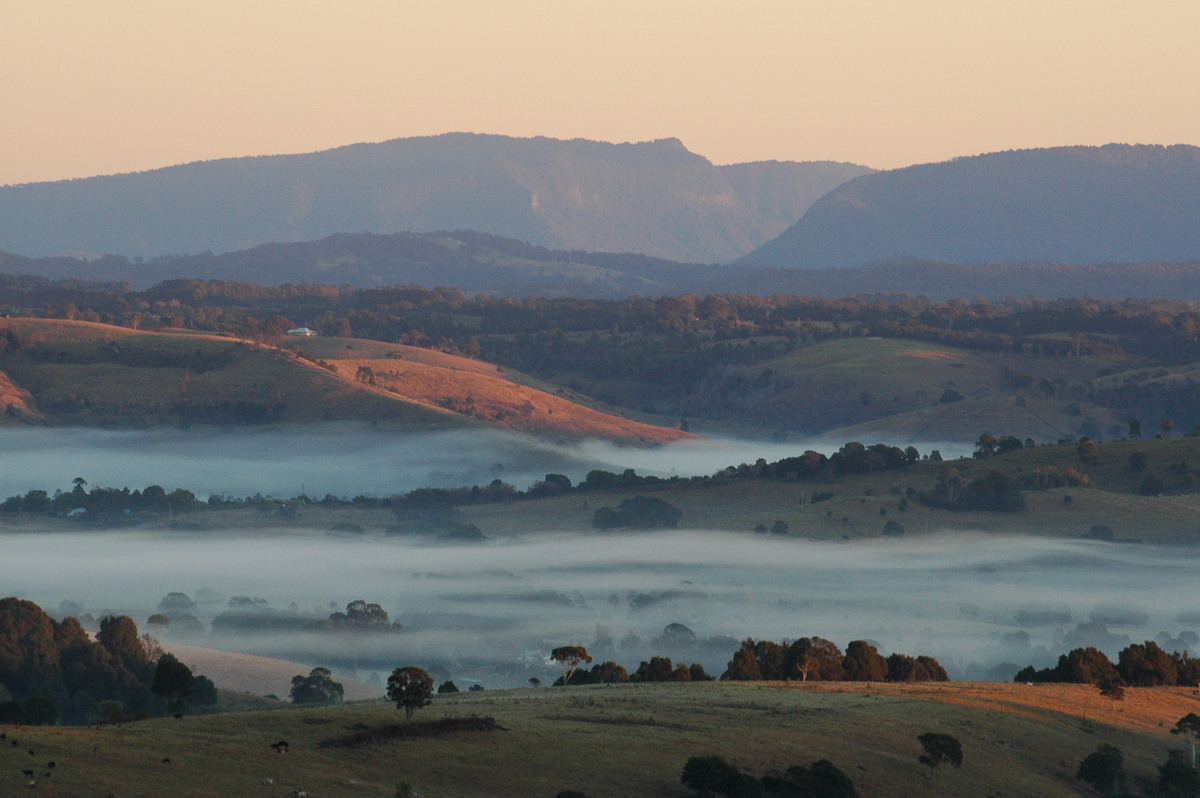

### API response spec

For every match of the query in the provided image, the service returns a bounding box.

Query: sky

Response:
[3,0,1198,187]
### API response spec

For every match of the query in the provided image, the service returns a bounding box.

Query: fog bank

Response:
[0,426,971,500]
[4,529,1193,687]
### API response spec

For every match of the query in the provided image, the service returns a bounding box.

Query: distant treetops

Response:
[547,637,948,687]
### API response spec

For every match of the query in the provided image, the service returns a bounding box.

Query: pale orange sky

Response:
[2,0,1198,186]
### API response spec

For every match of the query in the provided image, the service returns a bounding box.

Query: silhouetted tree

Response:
[387,666,433,721]
[1159,749,1200,797]
[722,640,764,681]
[191,675,217,707]
[1077,744,1126,796]
[289,667,344,704]
[917,732,963,780]
[1097,677,1126,709]
[786,637,845,682]
[763,759,859,798]
[1173,714,1200,768]
[841,640,886,682]
[550,646,593,683]
[681,755,743,796]
[328,599,393,629]
[1118,640,1177,686]
[151,653,194,708]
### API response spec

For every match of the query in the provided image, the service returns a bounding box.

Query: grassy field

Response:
[282,336,689,445]
[0,320,685,444]
[1,680,1194,797]
[712,337,1132,443]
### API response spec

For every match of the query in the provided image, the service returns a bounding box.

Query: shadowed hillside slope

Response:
[744,144,1200,269]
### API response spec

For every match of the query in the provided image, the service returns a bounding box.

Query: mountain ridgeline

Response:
[742,144,1200,269]
[0,133,871,264]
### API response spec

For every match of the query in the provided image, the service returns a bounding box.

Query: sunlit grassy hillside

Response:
[285,335,690,445]
[0,320,687,444]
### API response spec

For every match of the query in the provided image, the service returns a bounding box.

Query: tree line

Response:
[0,597,216,726]
[1015,640,1200,688]
[2,442,921,524]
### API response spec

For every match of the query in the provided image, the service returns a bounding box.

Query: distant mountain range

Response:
[742,144,1200,268]
[0,133,870,263]
[4,139,1200,300]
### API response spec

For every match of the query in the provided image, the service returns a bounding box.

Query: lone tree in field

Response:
[1077,744,1126,796]
[387,666,433,721]
[1173,713,1200,768]
[1098,677,1126,710]
[917,732,963,780]
[551,645,593,684]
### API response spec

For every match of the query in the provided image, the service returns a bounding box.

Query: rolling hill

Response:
[0,230,731,297]
[0,319,688,445]
[742,144,1200,269]
[0,680,1192,796]
[0,133,871,264]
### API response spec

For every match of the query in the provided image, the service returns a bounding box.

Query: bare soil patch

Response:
[317,715,506,747]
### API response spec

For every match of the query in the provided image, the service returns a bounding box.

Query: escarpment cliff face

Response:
[0,133,870,264]
[743,144,1200,269]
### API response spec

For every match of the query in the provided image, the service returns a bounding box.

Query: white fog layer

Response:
[3,529,1194,686]
[0,426,973,500]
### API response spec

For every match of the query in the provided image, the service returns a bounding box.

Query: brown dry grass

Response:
[0,369,37,420]
[903,349,963,361]
[324,354,689,444]
[0,319,686,444]
[166,643,381,702]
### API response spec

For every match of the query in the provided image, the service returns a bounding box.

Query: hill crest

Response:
[743,143,1200,269]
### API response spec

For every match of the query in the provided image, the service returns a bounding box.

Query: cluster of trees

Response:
[0,597,216,725]
[592,496,683,530]
[676,733,962,798]
[0,480,199,519]
[544,638,948,687]
[211,598,401,636]
[1015,641,1200,687]
[290,667,344,704]
[393,442,922,517]
[721,637,948,683]
[681,754,859,798]
[1076,725,1200,798]
[919,468,1026,512]
[553,656,713,686]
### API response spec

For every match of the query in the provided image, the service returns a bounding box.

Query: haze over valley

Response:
[4,5,1200,786]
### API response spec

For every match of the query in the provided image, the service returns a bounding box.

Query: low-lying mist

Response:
[5,528,1195,687]
[0,425,972,500]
